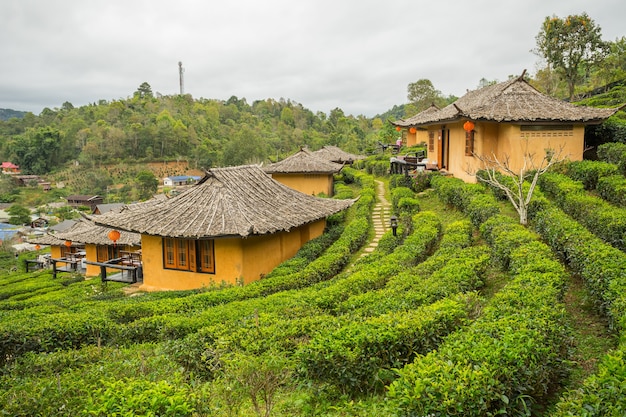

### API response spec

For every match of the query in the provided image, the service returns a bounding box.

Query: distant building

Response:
[163,175,201,187]
[66,195,103,212]
[1,162,20,174]
[264,148,344,196]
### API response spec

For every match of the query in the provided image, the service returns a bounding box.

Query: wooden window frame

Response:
[465,130,475,156]
[428,131,435,153]
[96,245,122,262]
[163,238,215,274]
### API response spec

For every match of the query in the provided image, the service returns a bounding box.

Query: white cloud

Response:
[1,0,624,116]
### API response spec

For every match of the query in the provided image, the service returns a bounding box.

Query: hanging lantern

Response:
[108,229,121,246]
[64,240,72,248]
[35,244,41,250]
[395,126,401,131]
[463,121,475,132]
[409,127,417,134]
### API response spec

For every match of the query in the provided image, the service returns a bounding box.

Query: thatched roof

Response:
[94,164,355,239]
[263,148,344,174]
[54,217,141,246]
[27,233,66,246]
[394,73,619,127]
[312,145,366,164]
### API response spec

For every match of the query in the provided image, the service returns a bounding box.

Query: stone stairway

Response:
[360,180,391,256]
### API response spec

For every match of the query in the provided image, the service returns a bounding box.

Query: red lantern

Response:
[108,230,121,246]
[64,240,72,248]
[463,121,475,132]
[35,244,41,250]
[409,127,417,134]
[395,126,401,131]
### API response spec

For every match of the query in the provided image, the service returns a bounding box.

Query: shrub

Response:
[597,142,626,170]
[563,160,619,190]
[598,174,626,208]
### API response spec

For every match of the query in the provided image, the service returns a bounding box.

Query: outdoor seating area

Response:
[390,150,438,175]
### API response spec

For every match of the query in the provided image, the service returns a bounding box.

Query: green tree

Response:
[595,36,626,86]
[134,82,153,99]
[7,204,31,225]
[407,79,446,113]
[534,12,608,100]
[9,127,62,174]
[135,170,158,200]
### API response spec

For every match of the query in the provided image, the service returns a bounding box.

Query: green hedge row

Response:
[530,204,626,328]
[298,293,481,396]
[538,172,626,251]
[598,174,626,208]
[306,211,442,312]
[431,174,500,227]
[529,204,626,415]
[341,221,488,317]
[387,214,570,416]
[557,160,619,190]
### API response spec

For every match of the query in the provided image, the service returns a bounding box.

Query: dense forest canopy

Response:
[0,92,379,175]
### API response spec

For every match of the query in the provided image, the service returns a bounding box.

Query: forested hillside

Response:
[0,85,387,177]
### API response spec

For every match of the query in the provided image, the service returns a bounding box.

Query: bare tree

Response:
[471,146,565,225]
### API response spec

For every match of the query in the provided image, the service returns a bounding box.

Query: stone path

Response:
[360,180,391,257]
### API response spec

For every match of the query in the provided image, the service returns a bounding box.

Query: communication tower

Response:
[178,61,185,95]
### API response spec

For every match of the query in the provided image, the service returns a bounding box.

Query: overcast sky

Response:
[1,0,624,117]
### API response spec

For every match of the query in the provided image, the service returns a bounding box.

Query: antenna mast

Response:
[178,61,185,95]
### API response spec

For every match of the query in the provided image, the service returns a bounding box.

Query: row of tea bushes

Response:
[340,221,489,317]
[304,211,442,313]
[530,204,626,329]
[598,174,626,208]
[298,220,490,396]
[387,215,570,416]
[554,159,626,208]
[430,174,500,227]
[529,203,626,415]
[538,172,626,251]
[298,294,481,396]
[557,160,619,190]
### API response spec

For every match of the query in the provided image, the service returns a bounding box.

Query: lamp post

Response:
[390,215,398,236]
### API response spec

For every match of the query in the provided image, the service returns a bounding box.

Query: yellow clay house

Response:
[393,72,619,182]
[94,165,354,291]
[264,148,344,196]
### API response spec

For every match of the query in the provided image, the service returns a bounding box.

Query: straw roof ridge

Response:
[394,73,619,126]
[263,148,344,174]
[312,145,366,163]
[54,217,141,246]
[94,164,355,239]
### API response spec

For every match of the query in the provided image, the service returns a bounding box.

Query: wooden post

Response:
[52,260,57,279]
[100,265,107,283]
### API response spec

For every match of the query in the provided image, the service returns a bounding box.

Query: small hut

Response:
[392,72,620,182]
[264,148,344,196]
[94,165,355,291]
